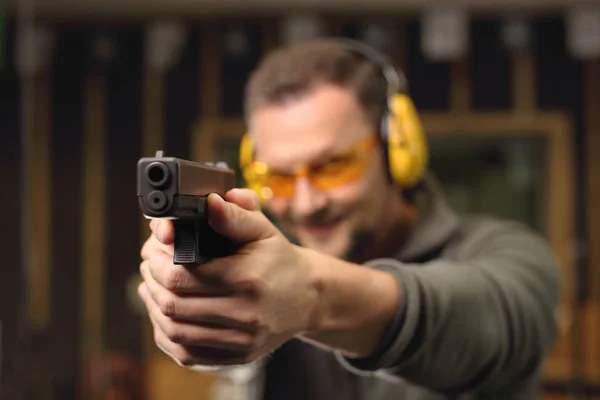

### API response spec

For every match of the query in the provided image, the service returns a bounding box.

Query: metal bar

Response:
[17,0,35,339]
[4,0,600,19]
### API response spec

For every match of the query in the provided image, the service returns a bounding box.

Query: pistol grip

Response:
[173,220,200,265]
[173,197,233,265]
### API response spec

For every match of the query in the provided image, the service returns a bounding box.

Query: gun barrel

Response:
[136,152,238,265]
[137,156,236,219]
[146,161,171,188]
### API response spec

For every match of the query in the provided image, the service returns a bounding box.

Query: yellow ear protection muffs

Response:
[239,132,266,201]
[239,38,429,202]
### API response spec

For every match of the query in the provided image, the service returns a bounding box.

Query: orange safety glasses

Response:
[242,137,378,200]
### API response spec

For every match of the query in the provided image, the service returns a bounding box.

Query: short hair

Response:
[243,39,389,129]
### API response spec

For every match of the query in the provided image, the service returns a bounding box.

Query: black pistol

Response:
[137,150,236,265]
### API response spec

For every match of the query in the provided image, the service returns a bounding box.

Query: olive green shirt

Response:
[213,174,561,400]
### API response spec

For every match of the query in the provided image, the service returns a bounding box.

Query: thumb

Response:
[224,188,261,212]
[207,193,276,243]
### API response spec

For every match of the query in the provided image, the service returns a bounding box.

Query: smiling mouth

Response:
[301,215,346,234]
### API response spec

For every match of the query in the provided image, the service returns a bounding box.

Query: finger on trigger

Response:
[156,220,175,244]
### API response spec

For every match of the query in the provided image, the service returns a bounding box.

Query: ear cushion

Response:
[239,133,254,171]
[239,133,269,205]
[385,94,428,188]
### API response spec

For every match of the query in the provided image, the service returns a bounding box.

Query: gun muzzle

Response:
[146,161,171,188]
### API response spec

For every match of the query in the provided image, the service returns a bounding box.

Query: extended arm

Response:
[301,220,560,393]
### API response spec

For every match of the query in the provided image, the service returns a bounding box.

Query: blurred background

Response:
[0,0,599,399]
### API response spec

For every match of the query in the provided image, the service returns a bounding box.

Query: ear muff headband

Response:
[239,38,429,198]
[336,38,429,189]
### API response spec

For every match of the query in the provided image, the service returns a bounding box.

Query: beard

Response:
[287,206,346,229]
[269,206,379,263]
[343,228,380,263]
[268,203,410,264]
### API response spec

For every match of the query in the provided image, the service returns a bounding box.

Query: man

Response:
[137,39,561,399]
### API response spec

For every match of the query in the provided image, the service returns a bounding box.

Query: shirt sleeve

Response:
[335,220,561,394]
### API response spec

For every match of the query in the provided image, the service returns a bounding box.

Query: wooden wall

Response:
[0,13,598,400]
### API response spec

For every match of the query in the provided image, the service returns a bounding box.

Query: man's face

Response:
[248,84,396,260]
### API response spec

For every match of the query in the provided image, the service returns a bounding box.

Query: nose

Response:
[290,176,328,216]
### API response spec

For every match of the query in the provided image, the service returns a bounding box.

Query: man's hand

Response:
[138,189,323,367]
